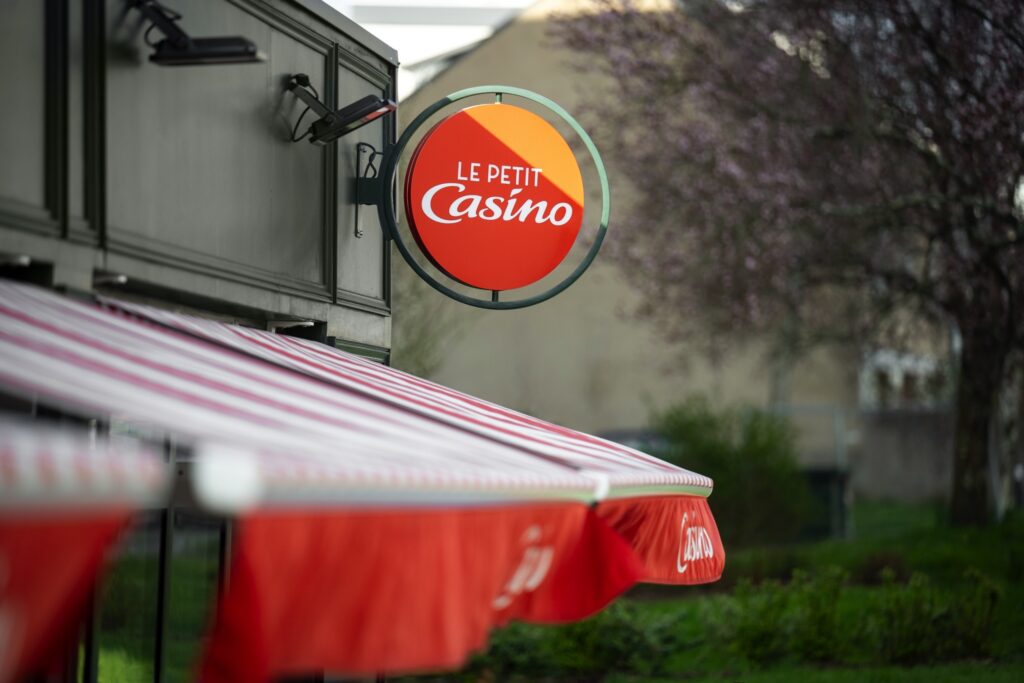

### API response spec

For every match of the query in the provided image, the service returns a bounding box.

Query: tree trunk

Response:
[950,332,1007,526]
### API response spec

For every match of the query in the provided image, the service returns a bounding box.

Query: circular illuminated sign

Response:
[404,103,585,291]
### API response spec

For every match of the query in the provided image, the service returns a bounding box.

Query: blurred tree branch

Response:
[390,263,464,378]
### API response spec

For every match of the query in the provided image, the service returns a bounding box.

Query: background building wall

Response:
[854,411,955,503]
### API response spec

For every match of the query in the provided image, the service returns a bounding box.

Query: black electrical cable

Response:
[289,81,321,143]
[142,1,182,46]
[290,107,313,142]
[364,149,380,178]
[143,22,161,46]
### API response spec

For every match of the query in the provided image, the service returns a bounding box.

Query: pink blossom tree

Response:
[555,0,1024,524]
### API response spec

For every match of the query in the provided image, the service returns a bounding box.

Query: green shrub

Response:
[873,569,1002,665]
[442,566,1003,682]
[467,602,669,681]
[655,397,813,547]
[852,550,911,585]
[546,602,663,678]
[787,567,847,663]
[470,621,554,680]
[713,566,999,668]
[714,568,848,666]
[724,578,791,665]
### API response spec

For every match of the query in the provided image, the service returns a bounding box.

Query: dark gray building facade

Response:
[1,0,396,360]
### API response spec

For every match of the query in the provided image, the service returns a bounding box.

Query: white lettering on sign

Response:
[421,183,574,227]
[456,162,543,187]
[676,513,714,575]
[487,164,543,187]
[456,161,481,182]
[492,525,555,610]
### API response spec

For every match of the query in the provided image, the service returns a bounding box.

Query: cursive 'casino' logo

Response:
[405,103,585,291]
[676,513,714,575]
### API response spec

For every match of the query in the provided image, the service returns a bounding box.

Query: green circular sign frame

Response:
[378,85,611,310]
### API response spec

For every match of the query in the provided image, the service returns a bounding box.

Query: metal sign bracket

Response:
[354,142,385,238]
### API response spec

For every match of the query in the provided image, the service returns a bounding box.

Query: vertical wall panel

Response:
[335,61,390,309]
[0,1,48,218]
[68,0,87,228]
[103,0,334,297]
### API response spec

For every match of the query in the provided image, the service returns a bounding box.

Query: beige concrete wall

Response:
[417,260,778,432]
[394,0,860,455]
[854,411,954,502]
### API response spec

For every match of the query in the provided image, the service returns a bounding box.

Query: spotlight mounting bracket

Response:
[286,73,397,145]
[129,0,265,66]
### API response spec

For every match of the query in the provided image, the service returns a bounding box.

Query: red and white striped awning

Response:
[0,280,724,680]
[0,419,166,682]
[0,419,166,510]
[0,280,599,507]
[100,295,725,585]
[101,296,714,498]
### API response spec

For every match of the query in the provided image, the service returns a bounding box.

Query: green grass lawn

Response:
[95,540,218,682]
[608,662,1024,683]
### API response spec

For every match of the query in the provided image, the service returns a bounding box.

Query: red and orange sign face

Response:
[405,104,585,291]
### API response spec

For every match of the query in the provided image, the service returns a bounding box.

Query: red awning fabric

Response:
[200,504,642,679]
[102,296,726,586]
[0,419,167,683]
[0,280,724,680]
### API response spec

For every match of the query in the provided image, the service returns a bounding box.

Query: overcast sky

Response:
[325,1,534,98]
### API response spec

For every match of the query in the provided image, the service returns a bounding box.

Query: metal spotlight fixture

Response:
[130,0,265,66]
[287,73,397,145]
[93,270,129,286]
[0,254,32,267]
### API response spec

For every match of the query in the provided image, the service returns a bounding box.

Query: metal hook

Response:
[354,143,383,238]
[357,142,381,179]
